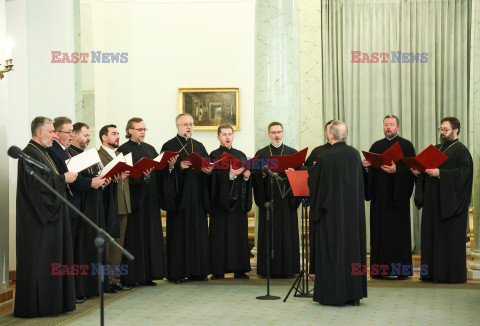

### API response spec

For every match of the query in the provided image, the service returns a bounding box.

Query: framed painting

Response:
[177,88,240,131]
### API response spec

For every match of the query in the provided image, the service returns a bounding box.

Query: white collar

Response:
[55,140,66,150]
[270,142,283,148]
[386,134,398,141]
[102,145,117,159]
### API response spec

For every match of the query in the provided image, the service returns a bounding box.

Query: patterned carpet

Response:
[2,276,480,325]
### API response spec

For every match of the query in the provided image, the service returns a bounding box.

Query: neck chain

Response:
[439,139,459,153]
[269,144,284,156]
[28,143,59,175]
[177,136,193,155]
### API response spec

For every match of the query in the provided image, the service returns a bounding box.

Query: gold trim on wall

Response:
[177,87,240,131]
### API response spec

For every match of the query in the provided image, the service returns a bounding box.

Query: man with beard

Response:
[413,117,473,283]
[117,117,167,286]
[209,124,252,280]
[252,122,300,278]
[362,115,416,279]
[309,120,367,306]
[160,113,212,283]
[98,124,131,291]
[69,122,116,298]
[15,117,78,317]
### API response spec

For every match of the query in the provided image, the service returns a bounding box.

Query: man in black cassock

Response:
[160,113,212,283]
[209,124,252,280]
[303,119,333,275]
[14,117,78,317]
[413,117,473,283]
[308,120,367,306]
[69,123,116,298]
[252,122,300,278]
[48,117,109,302]
[117,117,167,286]
[362,115,416,278]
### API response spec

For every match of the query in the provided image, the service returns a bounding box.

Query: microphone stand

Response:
[23,164,134,326]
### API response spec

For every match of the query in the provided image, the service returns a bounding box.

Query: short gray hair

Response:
[329,120,348,141]
[176,113,193,124]
[31,116,53,136]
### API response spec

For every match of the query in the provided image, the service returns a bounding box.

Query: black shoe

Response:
[347,300,360,306]
[397,275,409,280]
[234,273,249,279]
[210,274,225,280]
[112,283,132,291]
[168,279,183,284]
[76,297,86,304]
[143,280,157,286]
[189,276,208,282]
[104,286,117,294]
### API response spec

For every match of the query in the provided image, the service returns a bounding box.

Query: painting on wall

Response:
[177,88,240,131]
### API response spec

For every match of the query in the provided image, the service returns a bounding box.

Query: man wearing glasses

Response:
[160,113,212,283]
[412,117,473,283]
[117,117,167,287]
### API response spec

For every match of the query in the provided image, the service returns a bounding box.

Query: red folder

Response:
[181,153,212,171]
[130,157,158,178]
[399,145,448,172]
[362,142,404,168]
[285,170,310,197]
[217,152,260,171]
[268,147,308,173]
[154,151,179,170]
[101,162,131,179]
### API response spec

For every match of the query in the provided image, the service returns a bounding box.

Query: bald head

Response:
[328,120,348,142]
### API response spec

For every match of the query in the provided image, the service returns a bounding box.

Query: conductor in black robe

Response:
[117,117,167,286]
[209,124,252,279]
[252,122,300,278]
[160,113,212,283]
[308,120,367,306]
[303,119,333,274]
[413,117,473,283]
[14,117,78,317]
[362,115,416,278]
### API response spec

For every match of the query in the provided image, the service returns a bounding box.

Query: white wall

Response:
[91,0,255,155]
[6,0,76,269]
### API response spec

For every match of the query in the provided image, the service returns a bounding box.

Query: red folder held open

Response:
[285,170,310,197]
[268,147,308,173]
[101,162,131,180]
[362,142,403,168]
[129,151,178,178]
[181,152,221,171]
[399,145,448,172]
[217,152,260,170]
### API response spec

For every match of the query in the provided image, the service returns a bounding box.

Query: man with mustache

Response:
[117,117,167,286]
[160,113,212,283]
[98,124,131,291]
[209,124,252,280]
[14,117,78,317]
[252,122,300,278]
[412,117,473,283]
[362,115,416,279]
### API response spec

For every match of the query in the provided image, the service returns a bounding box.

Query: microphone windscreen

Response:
[7,146,23,159]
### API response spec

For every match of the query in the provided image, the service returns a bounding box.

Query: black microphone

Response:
[262,166,285,181]
[8,145,52,174]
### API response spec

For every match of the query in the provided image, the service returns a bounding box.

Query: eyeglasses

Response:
[57,130,73,135]
[179,123,194,127]
[438,128,452,133]
[133,128,148,132]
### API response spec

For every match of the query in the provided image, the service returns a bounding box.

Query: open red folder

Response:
[399,145,448,172]
[100,153,131,179]
[268,147,308,173]
[362,142,403,168]
[285,170,310,197]
[129,151,178,179]
[217,152,260,170]
[181,152,226,171]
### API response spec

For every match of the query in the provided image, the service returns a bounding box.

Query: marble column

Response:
[252,0,300,268]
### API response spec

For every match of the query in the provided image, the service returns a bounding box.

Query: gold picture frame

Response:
[177,88,240,131]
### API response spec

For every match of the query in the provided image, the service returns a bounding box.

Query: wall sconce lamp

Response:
[0,38,14,80]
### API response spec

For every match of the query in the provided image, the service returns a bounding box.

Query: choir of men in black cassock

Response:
[160,113,211,283]
[413,117,473,283]
[15,117,78,317]
[117,118,167,286]
[362,115,416,278]
[209,124,252,279]
[308,120,367,306]
[252,122,300,278]
[98,124,132,291]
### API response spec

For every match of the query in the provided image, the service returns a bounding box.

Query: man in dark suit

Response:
[98,124,131,291]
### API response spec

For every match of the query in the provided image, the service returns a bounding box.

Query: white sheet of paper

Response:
[125,152,133,166]
[154,152,164,162]
[65,147,101,173]
[100,152,125,177]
